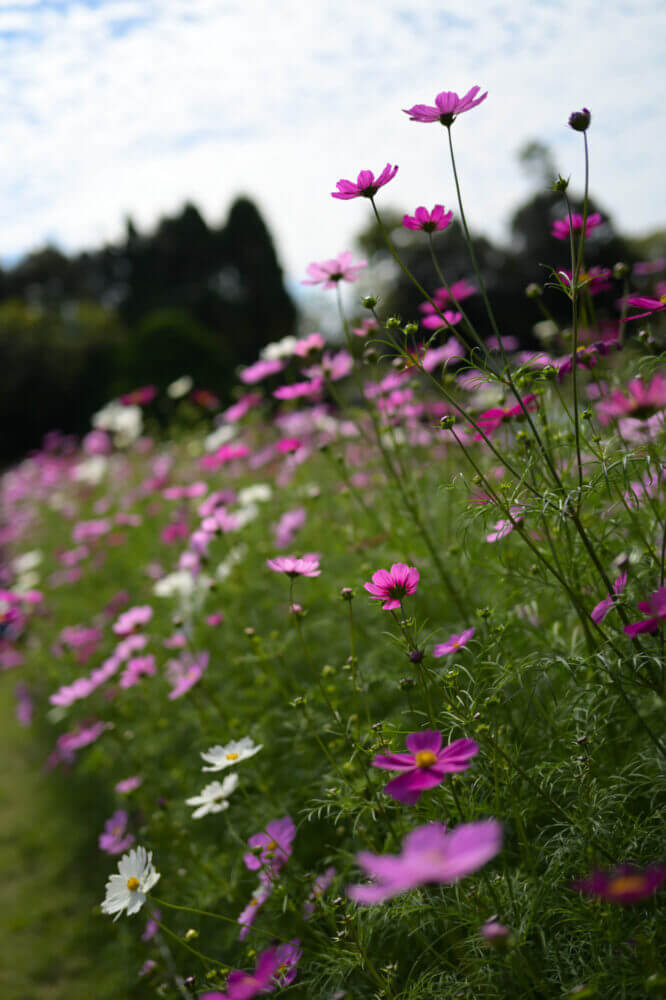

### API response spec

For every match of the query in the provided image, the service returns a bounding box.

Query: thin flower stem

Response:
[152,918,221,967]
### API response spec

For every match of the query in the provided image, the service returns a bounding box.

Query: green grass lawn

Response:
[0,682,137,1000]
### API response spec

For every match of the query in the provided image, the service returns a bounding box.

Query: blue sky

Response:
[0,0,664,292]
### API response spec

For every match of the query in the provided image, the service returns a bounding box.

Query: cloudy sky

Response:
[1,0,664,295]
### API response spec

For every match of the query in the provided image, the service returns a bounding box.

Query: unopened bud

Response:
[568,108,591,132]
[525,282,542,299]
[613,261,629,279]
[553,174,570,193]
[362,295,378,310]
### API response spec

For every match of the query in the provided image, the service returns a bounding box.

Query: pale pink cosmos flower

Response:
[266,555,321,578]
[364,563,419,610]
[403,86,488,125]
[433,627,475,656]
[99,809,135,854]
[303,867,336,917]
[302,252,367,289]
[403,205,453,232]
[347,820,502,904]
[551,213,603,240]
[240,359,285,385]
[331,164,398,200]
[115,775,142,794]
[302,349,353,382]
[590,572,627,623]
[167,651,209,699]
[119,654,156,689]
[113,605,153,636]
[222,393,262,422]
[486,505,526,543]
[273,378,324,401]
[273,508,306,549]
[293,332,326,356]
[373,730,479,804]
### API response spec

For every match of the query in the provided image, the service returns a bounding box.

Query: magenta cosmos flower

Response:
[551,212,602,240]
[364,563,419,610]
[590,571,627,624]
[201,947,281,1000]
[433,627,475,656]
[596,374,666,424]
[266,555,321,578]
[347,819,502,904]
[331,163,398,200]
[622,294,666,321]
[571,865,666,904]
[474,395,539,440]
[403,205,453,233]
[624,586,666,637]
[403,86,487,126]
[302,252,367,289]
[373,730,479,804]
[244,816,295,876]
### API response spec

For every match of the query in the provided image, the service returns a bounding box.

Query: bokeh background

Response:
[1,0,664,463]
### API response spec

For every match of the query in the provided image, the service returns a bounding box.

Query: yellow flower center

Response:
[606,875,648,898]
[225,752,239,761]
[126,877,141,892]
[266,840,278,850]
[415,750,437,769]
[660,294,666,305]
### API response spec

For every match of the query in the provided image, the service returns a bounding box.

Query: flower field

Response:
[2,89,666,999]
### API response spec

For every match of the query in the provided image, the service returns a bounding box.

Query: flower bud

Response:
[613,261,629,279]
[440,414,456,430]
[553,174,570,193]
[385,316,402,330]
[525,282,542,299]
[362,295,378,309]
[399,676,416,690]
[340,587,354,601]
[568,108,591,132]
[409,648,424,663]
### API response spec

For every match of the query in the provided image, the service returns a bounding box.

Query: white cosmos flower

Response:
[201,737,263,772]
[101,846,160,921]
[167,374,193,399]
[237,483,272,506]
[186,774,238,819]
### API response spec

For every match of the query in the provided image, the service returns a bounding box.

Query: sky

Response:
[1,0,665,299]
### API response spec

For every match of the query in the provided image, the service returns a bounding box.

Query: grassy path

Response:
[0,682,135,999]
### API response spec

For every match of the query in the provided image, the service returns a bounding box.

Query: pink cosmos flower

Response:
[113,605,153,636]
[474,395,539,440]
[559,266,612,296]
[373,730,479,804]
[273,378,324,400]
[119,654,156,689]
[486,505,526,543]
[364,563,419,610]
[273,507,306,549]
[302,252,368,289]
[141,909,161,942]
[237,873,273,940]
[571,865,666,904]
[331,164,398,200]
[420,309,462,332]
[621,294,666,321]
[99,809,135,854]
[353,317,379,338]
[481,919,511,941]
[624,587,666,637]
[595,375,666,424]
[303,867,336,917]
[14,683,33,726]
[347,820,502,904]
[551,213,603,240]
[433,627,475,656]
[403,205,453,232]
[302,349,354,382]
[222,393,262,422]
[201,948,281,1000]
[240,359,285,385]
[115,775,142,794]
[590,571,627,623]
[266,555,321,578]
[167,651,209,699]
[243,816,296,876]
[272,940,302,988]
[403,86,488,126]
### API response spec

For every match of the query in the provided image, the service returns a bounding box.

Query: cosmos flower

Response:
[403,205,453,232]
[403,86,487,126]
[101,846,160,920]
[433,627,475,656]
[571,865,666,904]
[186,775,239,819]
[347,820,502,904]
[302,252,368,289]
[201,737,263,772]
[372,730,479,804]
[474,396,539,439]
[266,555,321,578]
[624,586,666,637]
[201,948,281,1000]
[590,572,627,623]
[99,810,135,855]
[595,375,666,424]
[115,775,142,794]
[331,163,398,200]
[551,213,603,240]
[113,605,153,636]
[621,294,666,322]
[364,563,419,610]
[244,816,295,875]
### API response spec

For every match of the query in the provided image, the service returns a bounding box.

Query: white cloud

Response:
[0,0,664,289]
